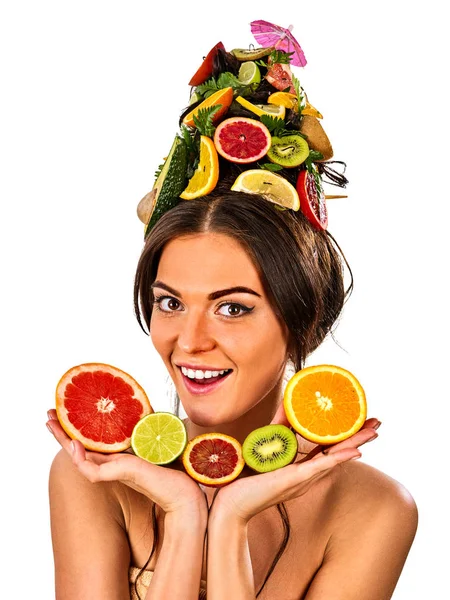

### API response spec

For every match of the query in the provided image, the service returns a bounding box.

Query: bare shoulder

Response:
[331,459,418,528]
[49,450,132,598]
[302,461,418,599]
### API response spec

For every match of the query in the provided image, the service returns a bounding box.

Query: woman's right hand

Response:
[46,409,207,517]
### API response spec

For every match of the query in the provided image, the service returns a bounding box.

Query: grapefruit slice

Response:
[284,365,367,445]
[56,363,153,453]
[266,63,295,93]
[214,117,271,163]
[182,433,245,487]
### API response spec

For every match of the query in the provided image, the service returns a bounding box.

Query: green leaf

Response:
[192,105,221,137]
[260,115,286,135]
[292,74,306,113]
[259,163,284,172]
[268,49,294,64]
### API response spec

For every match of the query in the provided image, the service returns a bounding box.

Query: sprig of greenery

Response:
[192,105,221,137]
[154,161,165,180]
[304,150,324,173]
[196,72,255,99]
[256,49,294,67]
[260,114,293,138]
[292,74,306,113]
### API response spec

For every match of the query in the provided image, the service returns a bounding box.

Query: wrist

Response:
[165,502,208,533]
[208,497,250,530]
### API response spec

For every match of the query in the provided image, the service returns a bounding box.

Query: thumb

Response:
[270,400,291,427]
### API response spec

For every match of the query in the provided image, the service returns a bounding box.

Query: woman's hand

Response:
[46,409,207,517]
[210,409,381,523]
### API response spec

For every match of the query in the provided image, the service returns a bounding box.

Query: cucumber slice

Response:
[144,136,188,237]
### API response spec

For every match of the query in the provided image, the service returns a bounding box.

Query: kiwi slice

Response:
[231,47,274,61]
[267,135,309,168]
[242,424,298,473]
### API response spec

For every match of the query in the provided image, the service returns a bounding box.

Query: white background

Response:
[1,1,448,597]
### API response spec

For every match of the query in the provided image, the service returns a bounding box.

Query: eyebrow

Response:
[151,281,262,300]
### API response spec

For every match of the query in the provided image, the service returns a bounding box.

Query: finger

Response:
[46,417,74,454]
[361,417,381,431]
[270,401,291,427]
[47,408,58,421]
[299,447,362,479]
[322,427,378,456]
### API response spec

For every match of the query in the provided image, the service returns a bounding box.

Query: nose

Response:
[177,309,216,354]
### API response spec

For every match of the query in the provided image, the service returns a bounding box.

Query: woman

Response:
[47,184,417,599]
[47,31,418,598]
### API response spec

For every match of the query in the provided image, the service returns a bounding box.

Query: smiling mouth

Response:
[178,366,233,391]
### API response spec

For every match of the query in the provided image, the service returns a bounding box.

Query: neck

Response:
[184,377,285,446]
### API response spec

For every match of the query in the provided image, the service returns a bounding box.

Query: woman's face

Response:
[150,232,290,427]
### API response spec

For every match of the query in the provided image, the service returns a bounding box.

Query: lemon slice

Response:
[231,169,300,211]
[131,412,188,465]
[235,96,286,119]
[238,61,261,85]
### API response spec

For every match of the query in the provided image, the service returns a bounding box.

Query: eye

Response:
[153,295,183,312]
[216,302,254,318]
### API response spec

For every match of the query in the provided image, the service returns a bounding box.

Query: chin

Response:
[182,405,233,429]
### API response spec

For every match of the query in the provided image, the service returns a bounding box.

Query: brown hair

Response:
[132,180,352,598]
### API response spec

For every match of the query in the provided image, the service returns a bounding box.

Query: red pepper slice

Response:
[189,42,225,86]
[296,169,328,230]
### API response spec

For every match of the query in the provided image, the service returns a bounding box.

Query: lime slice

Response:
[131,412,188,465]
[238,61,261,85]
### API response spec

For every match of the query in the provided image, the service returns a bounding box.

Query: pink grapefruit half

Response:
[56,363,153,453]
[213,117,271,163]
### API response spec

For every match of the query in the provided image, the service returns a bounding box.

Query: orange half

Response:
[180,136,219,199]
[284,364,367,445]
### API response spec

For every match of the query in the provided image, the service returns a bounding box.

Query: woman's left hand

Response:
[210,410,380,522]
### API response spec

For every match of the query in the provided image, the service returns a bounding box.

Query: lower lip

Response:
[179,369,232,395]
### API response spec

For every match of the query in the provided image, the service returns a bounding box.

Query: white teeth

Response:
[180,366,230,380]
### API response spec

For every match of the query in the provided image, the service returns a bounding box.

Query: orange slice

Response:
[180,136,219,199]
[284,365,367,445]
[267,91,298,111]
[302,101,323,119]
[182,87,233,128]
[182,433,245,487]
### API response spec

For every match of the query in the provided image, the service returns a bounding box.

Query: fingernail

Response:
[47,411,53,420]
[46,422,54,435]
[70,441,75,454]
[367,434,378,443]
[373,421,382,430]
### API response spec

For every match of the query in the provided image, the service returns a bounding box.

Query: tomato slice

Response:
[189,42,225,86]
[296,169,328,230]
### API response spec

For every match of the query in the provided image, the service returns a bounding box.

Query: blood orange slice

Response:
[214,117,271,163]
[296,168,328,230]
[182,433,245,487]
[56,363,152,453]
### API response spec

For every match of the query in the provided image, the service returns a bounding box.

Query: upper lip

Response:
[175,363,232,371]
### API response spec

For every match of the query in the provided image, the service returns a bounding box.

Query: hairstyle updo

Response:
[134,178,352,371]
